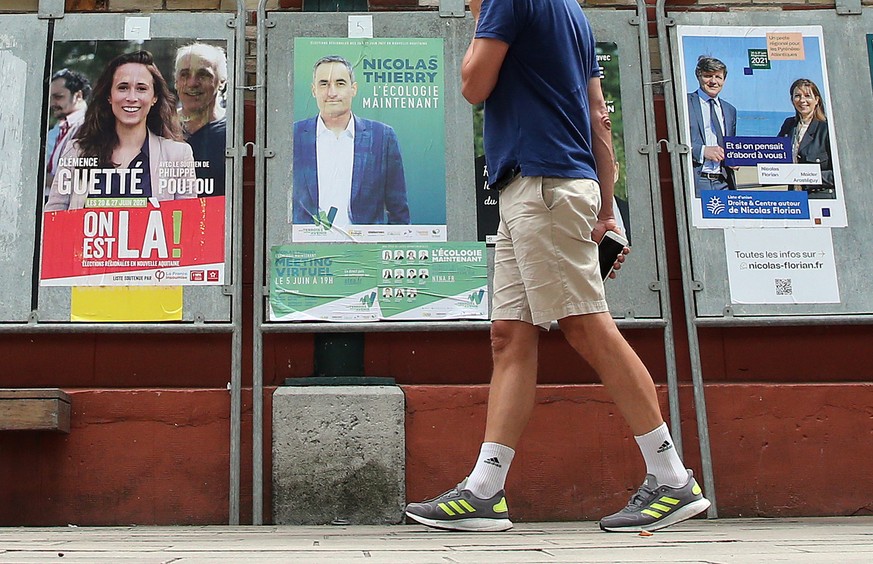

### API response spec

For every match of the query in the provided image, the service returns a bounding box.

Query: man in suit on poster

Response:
[687,56,737,195]
[293,55,410,227]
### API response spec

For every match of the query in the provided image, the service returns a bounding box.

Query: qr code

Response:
[775,278,793,296]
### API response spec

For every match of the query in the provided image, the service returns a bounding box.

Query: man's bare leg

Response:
[482,319,541,447]
[559,311,690,488]
[558,312,662,435]
[403,319,539,532]
[452,319,539,504]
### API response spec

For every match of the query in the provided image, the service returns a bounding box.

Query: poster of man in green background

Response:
[291,38,447,242]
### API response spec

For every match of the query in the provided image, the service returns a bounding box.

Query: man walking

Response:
[405,0,711,533]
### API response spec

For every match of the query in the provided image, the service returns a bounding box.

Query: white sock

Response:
[464,442,515,499]
[634,422,688,488]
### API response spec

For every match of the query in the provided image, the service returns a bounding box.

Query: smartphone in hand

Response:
[598,230,628,280]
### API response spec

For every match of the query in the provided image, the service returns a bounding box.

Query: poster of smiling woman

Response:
[290,37,447,243]
[676,26,846,229]
[40,39,228,287]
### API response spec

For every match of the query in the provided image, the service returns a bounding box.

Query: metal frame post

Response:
[37,0,64,19]
[225,0,249,526]
[252,0,269,527]
[635,0,684,457]
[655,0,718,517]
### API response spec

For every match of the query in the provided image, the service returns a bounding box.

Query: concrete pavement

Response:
[1,517,872,563]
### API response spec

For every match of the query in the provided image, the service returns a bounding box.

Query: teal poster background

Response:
[293,37,447,226]
[270,245,381,322]
[270,243,488,322]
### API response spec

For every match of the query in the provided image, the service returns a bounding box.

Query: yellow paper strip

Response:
[70,287,183,322]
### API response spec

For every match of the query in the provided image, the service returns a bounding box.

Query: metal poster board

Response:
[37,13,236,322]
[264,10,665,324]
[251,3,681,525]
[0,15,49,322]
[265,13,475,253]
[668,10,873,318]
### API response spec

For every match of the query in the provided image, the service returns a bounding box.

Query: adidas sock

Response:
[634,422,688,488]
[465,442,515,499]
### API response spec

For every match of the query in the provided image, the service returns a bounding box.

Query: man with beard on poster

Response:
[45,68,91,198]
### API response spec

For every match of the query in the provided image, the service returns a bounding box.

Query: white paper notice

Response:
[724,228,840,304]
[348,15,373,38]
[757,163,821,185]
[124,17,151,40]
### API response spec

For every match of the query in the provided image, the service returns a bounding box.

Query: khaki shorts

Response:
[491,175,608,329]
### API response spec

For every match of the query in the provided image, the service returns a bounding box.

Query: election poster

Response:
[378,242,488,321]
[290,37,447,243]
[40,39,229,287]
[269,243,488,322]
[676,26,846,229]
[474,42,631,244]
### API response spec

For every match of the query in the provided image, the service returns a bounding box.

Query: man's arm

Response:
[687,93,705,164]
[291,120,317,224]
[44,141,78,212]
[589,77,628,275]
[460,0,509,104]
[588,78,616,236]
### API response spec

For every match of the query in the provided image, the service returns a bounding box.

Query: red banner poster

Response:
[41,197,225,286]
[41,39,230,289]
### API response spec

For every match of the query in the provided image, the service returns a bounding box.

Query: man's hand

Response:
[703,145,725,162]
[593,218,629,279]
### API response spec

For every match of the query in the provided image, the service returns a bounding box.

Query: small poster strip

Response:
[269,242,488,322]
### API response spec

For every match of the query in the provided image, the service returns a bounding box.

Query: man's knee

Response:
[559,313,621,357]
[490,320,536,356]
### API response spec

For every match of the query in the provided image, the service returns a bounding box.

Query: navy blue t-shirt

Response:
[186,117,226,197]
[476,0,600,187]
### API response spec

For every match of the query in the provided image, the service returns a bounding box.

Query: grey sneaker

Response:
[599,470,711,532]
[405,479,513,532]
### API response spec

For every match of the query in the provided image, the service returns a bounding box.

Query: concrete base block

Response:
[272,386,406,525]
